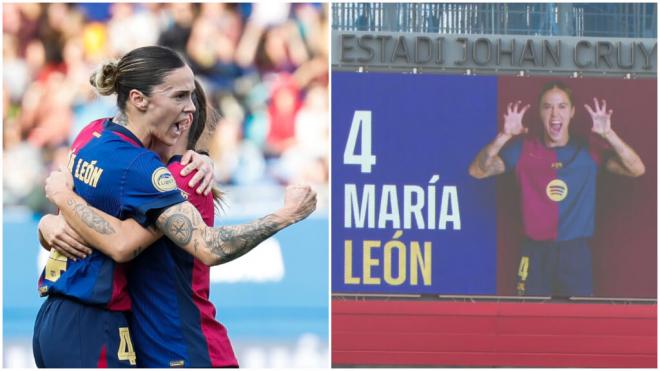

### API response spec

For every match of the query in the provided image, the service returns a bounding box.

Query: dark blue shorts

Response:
[516,238,593,297]
[33,296,136,368]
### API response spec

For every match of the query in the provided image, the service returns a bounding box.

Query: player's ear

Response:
[128,89,149,111]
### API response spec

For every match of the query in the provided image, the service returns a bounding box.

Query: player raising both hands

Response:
[469,81,644,298]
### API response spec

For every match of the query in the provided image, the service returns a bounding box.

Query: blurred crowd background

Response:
[3,2,329,214]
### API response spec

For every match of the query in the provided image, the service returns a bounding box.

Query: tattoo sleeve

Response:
[163,214,193,245]
[66,199,116,234]
[469,133,511,179]
[50,190,163,262]
[475,147,505,177]
[156,202,285,265]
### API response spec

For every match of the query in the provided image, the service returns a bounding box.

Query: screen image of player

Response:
[332,72,656,299]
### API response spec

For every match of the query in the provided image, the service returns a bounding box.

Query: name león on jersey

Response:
[67,152,105,188]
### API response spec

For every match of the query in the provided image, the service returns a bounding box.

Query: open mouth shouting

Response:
[169,114,191,138]
[173,120,182,136]
[549,119,563,137]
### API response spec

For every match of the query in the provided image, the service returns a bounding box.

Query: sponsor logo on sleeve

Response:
[152,167,177,192]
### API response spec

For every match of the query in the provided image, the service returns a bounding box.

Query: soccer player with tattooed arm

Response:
[468,81,644,298]
[33,45,316,368]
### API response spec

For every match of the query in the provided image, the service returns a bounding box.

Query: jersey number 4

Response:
[44,250,68,282]
[118,327,137,365]
[518,256,530,282]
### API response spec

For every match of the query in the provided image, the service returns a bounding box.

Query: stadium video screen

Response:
[331,72,656,298]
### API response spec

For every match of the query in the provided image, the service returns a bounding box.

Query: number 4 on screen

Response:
[344,110,377,173]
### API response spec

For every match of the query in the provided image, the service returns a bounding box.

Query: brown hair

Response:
[188,79,208,151]
[187,79,224,210]
[538,80,574,107]
[89,46,186,111]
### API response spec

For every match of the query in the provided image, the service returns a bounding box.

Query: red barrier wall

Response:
[332,300,657,367]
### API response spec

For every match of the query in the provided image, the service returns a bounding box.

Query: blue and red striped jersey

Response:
[501,134,608,241]
[128,155,238,368]
[38,118,186,311]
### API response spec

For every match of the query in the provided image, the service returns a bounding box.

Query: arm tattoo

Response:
[203,214,281,263]
[476,148,504,176]
[66,199,116,234]
[157,202,284,265]
[163,214,193,245]
[477,149,490,171]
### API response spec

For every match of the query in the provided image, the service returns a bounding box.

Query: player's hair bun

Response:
[88,46,185,111]
[89,61,119,96]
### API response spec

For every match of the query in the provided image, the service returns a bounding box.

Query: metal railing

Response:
[332,3,657,38]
